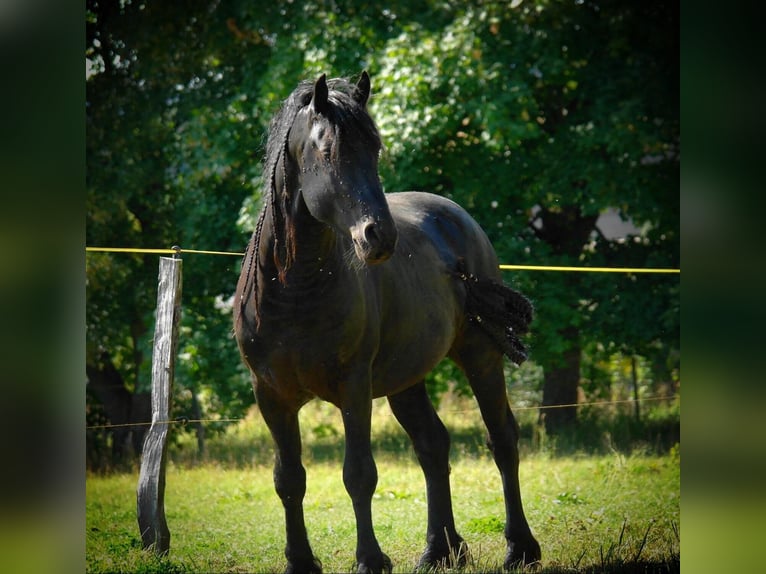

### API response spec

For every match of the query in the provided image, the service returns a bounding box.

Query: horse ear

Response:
[311,73,329,115]
[355,70,371,107]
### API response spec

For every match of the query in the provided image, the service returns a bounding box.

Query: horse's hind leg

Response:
[388,381,467,570]
[256,382,321,574]
[452,343,541,569]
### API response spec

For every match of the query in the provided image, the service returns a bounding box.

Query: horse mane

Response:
[240,75,381,329]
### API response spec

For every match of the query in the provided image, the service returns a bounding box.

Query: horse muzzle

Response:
[352,217,398,265]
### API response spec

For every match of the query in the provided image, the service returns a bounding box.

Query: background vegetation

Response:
[85,0,678,468]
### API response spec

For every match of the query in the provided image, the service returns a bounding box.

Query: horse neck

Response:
[256,193,345,291]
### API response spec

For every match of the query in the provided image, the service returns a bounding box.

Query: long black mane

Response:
[239,76,381,327]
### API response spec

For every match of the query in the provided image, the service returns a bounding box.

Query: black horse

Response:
[234,72,540,573]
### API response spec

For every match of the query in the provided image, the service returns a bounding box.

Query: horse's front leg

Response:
[388,381,467,570]
[256,383,321,574]
[340,381,391,574]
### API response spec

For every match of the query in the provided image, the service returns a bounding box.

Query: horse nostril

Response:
[358,220,396,264]
[364,222,380,245]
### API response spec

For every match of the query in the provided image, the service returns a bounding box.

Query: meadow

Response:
[86,395,680,573]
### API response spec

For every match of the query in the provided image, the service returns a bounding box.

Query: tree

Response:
[86,0,265,465]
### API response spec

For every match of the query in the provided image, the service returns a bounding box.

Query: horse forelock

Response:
[325,79,381,155]
[264,76,380,197]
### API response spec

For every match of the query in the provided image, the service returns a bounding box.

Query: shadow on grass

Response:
[308,416,679,464]
[307,424,490,464]
[168,410,679,470]
[463,560,680,574]
[537,557,680,574]
[126,553,679,574]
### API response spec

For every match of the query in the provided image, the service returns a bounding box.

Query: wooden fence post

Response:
[137,256,182,555]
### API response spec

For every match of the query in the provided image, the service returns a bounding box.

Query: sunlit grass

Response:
[87,396,679,573]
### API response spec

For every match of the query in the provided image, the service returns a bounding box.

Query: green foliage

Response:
[554,491,585,506]
[424,358,468,405]
[466,515,505,535]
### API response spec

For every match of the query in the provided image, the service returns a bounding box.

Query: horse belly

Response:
[371,334,454,398]
[370,271,459,398]
[244,339,355,407]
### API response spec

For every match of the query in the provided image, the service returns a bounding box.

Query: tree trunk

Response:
[631,355,640,422]
[540,326,581,434]
[190,389,205,457]
[532,204,597,435]
[86,352,151,468]
[86,354,133,466]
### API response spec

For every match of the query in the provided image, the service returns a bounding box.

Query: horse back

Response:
[386,191,500,279]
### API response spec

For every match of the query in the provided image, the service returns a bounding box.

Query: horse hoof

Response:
[355,552,392,574]
[504,536,541,570]
[285,557,322,574]
[416,538,469,570]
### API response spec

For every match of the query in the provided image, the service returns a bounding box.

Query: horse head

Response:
[285,72,398,265]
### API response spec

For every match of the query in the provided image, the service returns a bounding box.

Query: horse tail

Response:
[453,261,534,365]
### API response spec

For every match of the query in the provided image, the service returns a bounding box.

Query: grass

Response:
[86,396,680,573]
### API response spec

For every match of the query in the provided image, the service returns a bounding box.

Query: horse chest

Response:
[241,288,375,404]
[247,339,366,407]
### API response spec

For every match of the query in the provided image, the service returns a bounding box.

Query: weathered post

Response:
[631,355,641,422]
[137,255,182,555]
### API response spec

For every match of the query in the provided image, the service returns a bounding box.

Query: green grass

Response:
[86,397,680,573]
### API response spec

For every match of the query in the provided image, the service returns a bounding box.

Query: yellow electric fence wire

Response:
[499,264,680,273]
[86,247,679,273]
[86,246,246,256]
